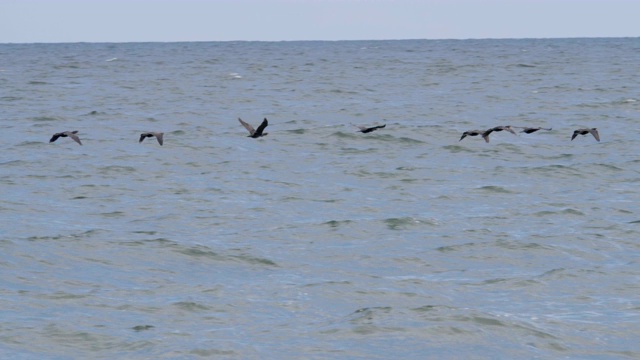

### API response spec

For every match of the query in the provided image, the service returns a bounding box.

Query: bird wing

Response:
[459,133,468,141]
[139,133,147,143]
[254,118,268,136]
[238,118,255,135]
[481,130,492,142]
[67,132,82,145]
[49,133,61,143]
[589,129,600,142]
[505,126,516,135]
[155,132,164,145]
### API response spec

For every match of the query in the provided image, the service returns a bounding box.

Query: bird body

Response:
[520,127,552,134]
[459,130,489,142]
[356,124,386,133]
[482,125,516,137]
[571,128,600,142]
[139,132,164,145]
[239,118,268,138]
[50,131,82,145]
[481,125,516,142]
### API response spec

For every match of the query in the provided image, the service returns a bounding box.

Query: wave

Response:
[384,216,438,230]
[476,185,514,194]
[177,245,278,267]
[285,128,306,135]
[97,165,136,174]
[31,115,65,122]
[442,144,476,153]
[323,219,354,228]
[533,208,585,217]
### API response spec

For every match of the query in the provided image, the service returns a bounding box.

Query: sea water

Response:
[1,38,639,359]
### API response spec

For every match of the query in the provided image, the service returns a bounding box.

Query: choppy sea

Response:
[1,38,639,359]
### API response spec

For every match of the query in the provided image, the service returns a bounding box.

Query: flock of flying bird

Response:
[459,125,600,143]
[48,118,600,146]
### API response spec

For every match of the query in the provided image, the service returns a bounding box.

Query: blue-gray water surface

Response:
[1,38,639,359]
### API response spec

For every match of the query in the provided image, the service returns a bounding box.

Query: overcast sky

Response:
[1,0,639,43]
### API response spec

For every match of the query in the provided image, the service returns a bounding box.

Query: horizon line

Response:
[2,35,638,45]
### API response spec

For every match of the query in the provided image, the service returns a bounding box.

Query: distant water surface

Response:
[1,38,639,359]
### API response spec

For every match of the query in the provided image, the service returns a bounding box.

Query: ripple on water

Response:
[533,208,585,217]
[383,216,439,230]
[97,165,137,175]
[323,219,354,228]
[442,144,476,153]
[475,185,514,194]
[175,244,278,267]
[523,164,583,177]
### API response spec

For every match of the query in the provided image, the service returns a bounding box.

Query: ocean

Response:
[1,38,639,359]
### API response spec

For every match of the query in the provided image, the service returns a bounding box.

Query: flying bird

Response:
[139,132,164,146]
[482,125,517,142]
[459,130,489,143]
[483,125,516,137]
[520,127,552,134]
[355,124,386,133]
[571,128,600,142]
[239,118,269,138]
[49,131,82,145]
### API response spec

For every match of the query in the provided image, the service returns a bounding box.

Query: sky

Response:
[1,0,639,43]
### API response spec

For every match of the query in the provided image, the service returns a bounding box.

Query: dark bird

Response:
[355,124,386,133]
[482,125,517,142]
[571,128,600,142]
[139,132,164,146]
[239,118,269,138]
[459,130,489,143]
[520,127,552,134]
[49,131,82,145]
[483,125,516,137]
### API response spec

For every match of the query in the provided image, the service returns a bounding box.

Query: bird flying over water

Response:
[459,130,489,143]
[49,131,82,145]
[483,125,516,137]
[520,127,552,134]
[571,128,600,142]
[482,125,516,142]
[239,118,269,138]
[139,132,164,145]
[354,124,386,133]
